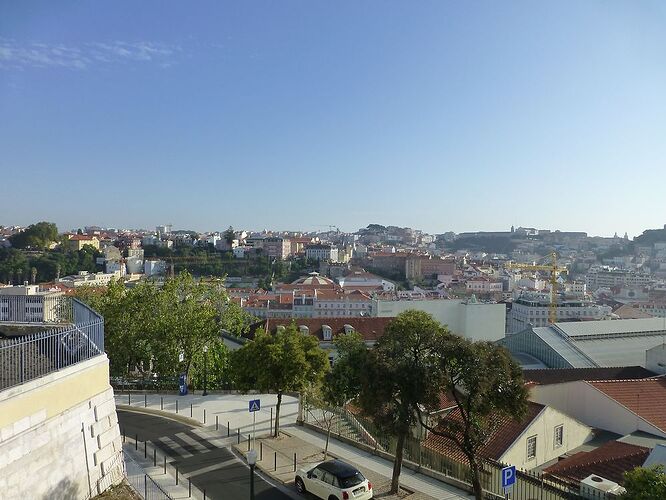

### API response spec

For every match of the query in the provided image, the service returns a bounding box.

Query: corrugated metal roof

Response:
[555,318,666,337]
[533,327,597,368]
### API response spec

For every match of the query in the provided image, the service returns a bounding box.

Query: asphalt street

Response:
[118,409,294,500]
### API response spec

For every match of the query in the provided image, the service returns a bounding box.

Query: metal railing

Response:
[0,298,104,391]
[125,449,176,500]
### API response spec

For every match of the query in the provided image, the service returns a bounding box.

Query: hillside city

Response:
[2,220,666,499]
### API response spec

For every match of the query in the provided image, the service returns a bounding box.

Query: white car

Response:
[295,459,373,500]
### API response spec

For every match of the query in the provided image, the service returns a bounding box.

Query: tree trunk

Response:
[468,457,483,500]
[390,431,407,494]
[325,422,331,460]
[274,391,282,437]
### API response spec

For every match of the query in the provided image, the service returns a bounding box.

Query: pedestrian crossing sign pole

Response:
[249,399,260,451]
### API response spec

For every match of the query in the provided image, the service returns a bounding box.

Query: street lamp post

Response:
[247,449,257,500]
[202,345,208,396]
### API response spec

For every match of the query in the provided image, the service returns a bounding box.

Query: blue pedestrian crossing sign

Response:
[501,465,516,489]
[249,399,261,412]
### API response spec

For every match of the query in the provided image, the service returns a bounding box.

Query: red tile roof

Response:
[249,317,395,342]
[543,441,649,485]
[587,378,666,434]
[423,401,546,462]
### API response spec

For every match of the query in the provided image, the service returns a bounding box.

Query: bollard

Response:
[161,396,163,410]
[227,421,230,437]
[204,489,206,500]
[190,403,193,418]
[164,456,166,474]
[204,408,206,424]
[270,407,273,435]
[216,415,218,431]
[188,478,192,498]
[176,466,179,485]
[135,434,138,450]
[144,440,147,458]
[144,394,147,407]
[176,400,179,413]
[260,441,263,461]
[237,428,240,444]
[153,448,156,466]
[274,451,277,471]
[128,393,131,405]
[144,474,147,498]
[247,435,250,451]
[294,452,296,472]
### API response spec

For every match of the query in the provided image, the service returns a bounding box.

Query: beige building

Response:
[68,234,100,251]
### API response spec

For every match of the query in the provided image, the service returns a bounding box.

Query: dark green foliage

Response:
[8,222,58,250]
[623,466,666,499]
[231,324,329,436]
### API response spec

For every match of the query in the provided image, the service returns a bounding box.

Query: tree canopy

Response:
[231,323,329,437]
[76,271,253,387]
[623,465,666,500]
[358,310,453,494]
[8,221,58,250]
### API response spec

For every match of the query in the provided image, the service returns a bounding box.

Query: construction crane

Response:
[505,252,568,324]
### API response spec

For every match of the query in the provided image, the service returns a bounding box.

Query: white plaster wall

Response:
[0,384,123,499]
[530,382,666,438]
[373,299,506,341]
[500,406,593,470]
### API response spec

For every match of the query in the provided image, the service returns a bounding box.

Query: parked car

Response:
[295,459,373,500]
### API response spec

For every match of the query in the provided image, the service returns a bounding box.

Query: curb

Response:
[116,404,204,428]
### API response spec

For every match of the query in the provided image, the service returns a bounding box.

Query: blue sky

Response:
[1,1,665,237]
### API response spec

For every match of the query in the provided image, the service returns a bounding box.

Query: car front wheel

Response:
[295,477,306,494]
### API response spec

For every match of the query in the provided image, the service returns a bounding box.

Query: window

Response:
[554,425,563,448]
[527,435,537,460]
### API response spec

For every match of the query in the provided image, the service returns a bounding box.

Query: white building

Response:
[586,267,653,291]
[306,244,339,262]
[337,271,395,292]
[373,296,506,342]
[508,291,611,334]
[465,277,503,294]
[59,271,123,288]
[0,285,65,323]
[144,260,167,277]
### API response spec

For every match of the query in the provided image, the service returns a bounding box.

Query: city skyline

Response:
[3,1,666,236]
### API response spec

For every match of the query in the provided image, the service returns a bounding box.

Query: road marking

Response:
[180,458,239,477]
[190,428,234,448]
[175,432,210,453]
[158,436,194,458]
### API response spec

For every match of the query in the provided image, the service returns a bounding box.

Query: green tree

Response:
[231,324,329,437]
[312,331,368,458]
[224,226,235,247]
[417,339,528,500]
[9,222,58,250]
[358,310,453,494]
[623,465,666,500]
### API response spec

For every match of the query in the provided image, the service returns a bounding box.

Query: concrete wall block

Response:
[0,423,14,443]
[91,415,111,437]
[12,416,30,436]
[94,399,116,422]
[111,435,122,453]
[29,409,47,427]
[96,425,119,450]
[100,451,121,476]
[93,442,115,466]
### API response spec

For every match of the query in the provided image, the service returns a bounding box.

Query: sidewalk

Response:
[115,392,472,500]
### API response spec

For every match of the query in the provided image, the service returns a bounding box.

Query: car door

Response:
[320,471,338,500]
[308,466,327,498]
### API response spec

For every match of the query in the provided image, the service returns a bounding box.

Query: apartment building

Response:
[508,292,611,334]
[405,255,455,281]
[0,285,65,323]
[585,267,653,291]
[263,237,292,260]
[305,243,338,262]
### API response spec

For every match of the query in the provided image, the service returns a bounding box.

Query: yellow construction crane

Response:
[506,252,568,324]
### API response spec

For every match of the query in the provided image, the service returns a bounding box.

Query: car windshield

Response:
[338,471,365,489]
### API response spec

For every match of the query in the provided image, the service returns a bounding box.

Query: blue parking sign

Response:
[501,465,516,489]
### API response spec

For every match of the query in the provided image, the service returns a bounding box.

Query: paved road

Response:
[118,409,294,500]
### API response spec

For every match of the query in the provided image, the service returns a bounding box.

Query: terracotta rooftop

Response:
[423,401,546,462]
[587,378,666,434]
[543,441,649,485]
[523,367,658,385]
[248,317,395,342]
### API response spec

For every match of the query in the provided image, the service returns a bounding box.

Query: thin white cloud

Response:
[0,39,181,70]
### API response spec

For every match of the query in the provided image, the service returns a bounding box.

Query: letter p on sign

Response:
[501,465,516,489]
